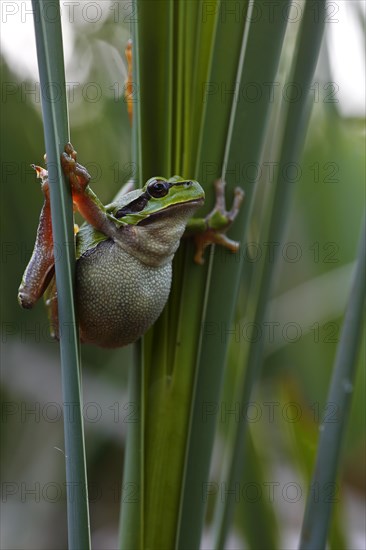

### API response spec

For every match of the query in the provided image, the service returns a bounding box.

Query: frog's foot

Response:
[209,178,244,225]
[61,143,118,238]
[193,231,241,265]
[193,179,244,265]
[61,142,91,194]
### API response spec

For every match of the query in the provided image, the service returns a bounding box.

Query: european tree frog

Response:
[18,143,243,347]
[18,144,243,347]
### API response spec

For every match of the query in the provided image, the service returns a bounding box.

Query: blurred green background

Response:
[1,1,365,549]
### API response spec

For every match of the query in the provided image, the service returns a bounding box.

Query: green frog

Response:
[18,143,243,347]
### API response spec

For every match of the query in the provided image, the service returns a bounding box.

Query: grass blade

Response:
[118,343,144,549]
[212,1,327,546]
[299,216,366,549]
[176,3,251,546]
[32,1,90,548]
[118,11,144,548]
[178,1,290,547]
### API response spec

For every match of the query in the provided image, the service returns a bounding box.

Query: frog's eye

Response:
[147,179,170,198]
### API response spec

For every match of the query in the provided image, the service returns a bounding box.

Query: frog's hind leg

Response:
[18,166,55,309]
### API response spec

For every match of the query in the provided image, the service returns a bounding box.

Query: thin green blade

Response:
[32,1,90,548]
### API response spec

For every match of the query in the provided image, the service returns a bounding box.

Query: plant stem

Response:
[213,0,326,546]
[32,1,90,548]
[299,216,366,550]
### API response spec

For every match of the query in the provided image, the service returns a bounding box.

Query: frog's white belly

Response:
[76,239,172,347]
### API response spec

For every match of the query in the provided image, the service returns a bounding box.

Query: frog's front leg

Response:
[18,166,55,309]
[186,179,245,264]
[61,142,120,239]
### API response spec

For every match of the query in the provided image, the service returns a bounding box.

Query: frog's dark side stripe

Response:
[115,179,194,219]
[115,194,149,218]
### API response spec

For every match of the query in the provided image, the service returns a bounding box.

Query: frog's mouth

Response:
[137,197,205,225]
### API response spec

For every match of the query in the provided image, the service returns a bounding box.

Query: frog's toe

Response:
[227,187,245,221]
[60,151,76,173]
[61,146,91,192]
[64,142,78,160]
[18,288,34,309]
[31,164,48,182]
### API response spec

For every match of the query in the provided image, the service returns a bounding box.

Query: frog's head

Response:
[113,176,205,225]
[111,176,205,266]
